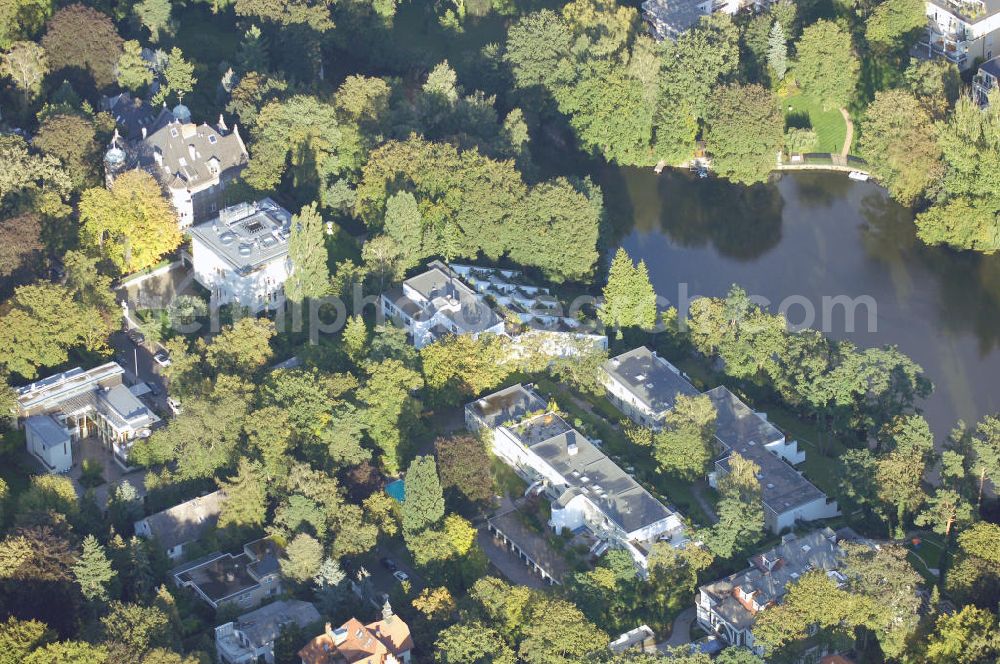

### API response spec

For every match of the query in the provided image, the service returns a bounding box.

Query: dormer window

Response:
[170,127,179,138]
[208,135,218,144]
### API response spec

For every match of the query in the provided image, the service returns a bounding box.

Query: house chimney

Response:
[218,113,228,132]
[141,126,147,140]
[567,432,579,456]
[188,144,196,161]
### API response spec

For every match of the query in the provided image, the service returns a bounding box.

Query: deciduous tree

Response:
[794,20,859,109]
[41,3,123,89]
[78,170,181,273]
[653,393,717,480]
[705,83,784,185]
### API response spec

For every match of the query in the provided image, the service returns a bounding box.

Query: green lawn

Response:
[782,93,848,155]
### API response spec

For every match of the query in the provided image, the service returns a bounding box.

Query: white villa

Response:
[696,529,849,656]
[920,0,1000,69]
[216,600,320,664]
[381,261,607,352]
[602,347,840,534]
[642,0,769,40]
[602,346,700,428]
[450,263,608,357]
[467,384,687,572]
[187,198,293,312]
[380,261,507,348]
[104,102,249,226]
[15,362,159,472]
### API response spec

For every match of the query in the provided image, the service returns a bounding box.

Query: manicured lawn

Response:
[782,93,848,155]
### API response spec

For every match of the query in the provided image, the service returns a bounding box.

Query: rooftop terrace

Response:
[187,198,292,274]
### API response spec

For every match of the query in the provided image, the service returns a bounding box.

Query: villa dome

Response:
[104,145,126,166]
[172,103,192,123]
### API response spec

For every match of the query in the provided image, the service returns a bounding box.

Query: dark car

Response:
[380,557,397,571]
[128,329,145,344]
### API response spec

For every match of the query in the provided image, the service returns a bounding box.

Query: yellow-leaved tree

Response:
[79,170,181,273]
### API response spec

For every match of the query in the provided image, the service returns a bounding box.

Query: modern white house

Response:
[172,538,284,610]
[602,347,839,534]
[642,0,767,40]
[706,386,841,534]
[104,103,249,226]
[602,347,700,428]
[15,362,159,472]
[216,599,320,664]
[134,490,225,560]
[187,198,293,312]
[449,263,608,357]
[381,261,607,353]
[467,384,687,572]
[381,261,506,348]
[919,0,1000,69]
[696,529,849,656]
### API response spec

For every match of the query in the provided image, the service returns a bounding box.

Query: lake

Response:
[612,168,1000,438]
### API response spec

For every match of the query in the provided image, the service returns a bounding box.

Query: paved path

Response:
[658,606,696,650]
[840,108,854,158]
[690,482,719,524]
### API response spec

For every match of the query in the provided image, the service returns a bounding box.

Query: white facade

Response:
[922,0,1000,69]
[24,416,73,473]
[188,198,292,313]
[469,385,686,572]
[216,600,320,664]
[15,363,159,471]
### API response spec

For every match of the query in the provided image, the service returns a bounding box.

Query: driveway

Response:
[658,606,696,650]
[109,331,171,416]
[476,526,550,590]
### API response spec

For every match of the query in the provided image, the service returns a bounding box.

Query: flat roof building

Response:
[15,362,159,472]
[469,384,686,573]
[706,386,840,534]
[602,347,699,428]
[602,347,839,535]
[172,537,283,610]
[188,198,293,312]
[216,599,320,664]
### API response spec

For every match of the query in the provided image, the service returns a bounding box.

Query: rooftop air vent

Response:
[238,243,253,256]
[218,232,237,245]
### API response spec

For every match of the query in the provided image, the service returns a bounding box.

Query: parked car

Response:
[393,570,409,583]
[167,397,182,415]
[380,557,397,572]
[149,384,162,397]
[128,329,145,344]
[153,351,171,367]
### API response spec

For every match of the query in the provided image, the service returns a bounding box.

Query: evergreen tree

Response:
[285,202,330,302]
[342,315,368,364]
[217,458,268,529]
[598,248,657,336]
[72,535,115,602]
[313,556,346,614]
[153,47,196,106]
[767,21,787,80]
[402,456,445,534]
[280,533,323,584]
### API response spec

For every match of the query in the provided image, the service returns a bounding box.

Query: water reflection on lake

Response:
[614,168,1000,437]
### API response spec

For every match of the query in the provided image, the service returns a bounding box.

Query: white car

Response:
[167,398,183,415]
[393,570,409,583]
[153,351,171,367]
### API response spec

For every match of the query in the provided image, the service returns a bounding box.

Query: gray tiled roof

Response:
[467,383,547,429]
[642,0,707,40]
[700,529,843,630]
[516,413,674,534]
[140,117,247,193]
[230,600,320,648]
[101,93,161,141]
[604,346,699,416]
[137,490,224,551]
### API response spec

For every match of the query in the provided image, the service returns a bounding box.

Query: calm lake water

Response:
[612,168,1000,438]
